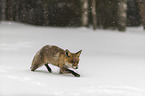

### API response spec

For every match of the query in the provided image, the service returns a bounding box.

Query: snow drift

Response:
[0,22,145,96]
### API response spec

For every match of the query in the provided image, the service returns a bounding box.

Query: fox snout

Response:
[65,63,79,69]
[72,66,78,69]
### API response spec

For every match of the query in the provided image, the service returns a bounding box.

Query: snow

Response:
[0,21,145,96]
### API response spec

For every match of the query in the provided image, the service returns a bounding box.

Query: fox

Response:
[30,45,82,77]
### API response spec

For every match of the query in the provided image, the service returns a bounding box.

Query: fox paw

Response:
[74,74,80,77]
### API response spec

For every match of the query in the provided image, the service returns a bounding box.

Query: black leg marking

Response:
[45,64,52,73]
[66,69,80,77]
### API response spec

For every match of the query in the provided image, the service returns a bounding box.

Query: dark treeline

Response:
[1,0,81,26]
[0,0,144,31]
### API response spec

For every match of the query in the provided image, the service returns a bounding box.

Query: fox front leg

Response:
[66,69,80,77]
[60,68,80,77]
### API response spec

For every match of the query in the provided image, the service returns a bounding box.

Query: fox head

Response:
[65,49,82,69]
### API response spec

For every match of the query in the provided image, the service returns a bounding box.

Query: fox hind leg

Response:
[45,64,52,73]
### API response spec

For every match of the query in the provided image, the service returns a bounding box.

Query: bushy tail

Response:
[30,64,38,71]
[30,50,43,71]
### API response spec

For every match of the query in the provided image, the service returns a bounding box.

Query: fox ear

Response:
[76,50,82,57]
[65,49,71,57]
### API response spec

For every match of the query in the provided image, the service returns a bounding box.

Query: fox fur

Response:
[30,45,82,77]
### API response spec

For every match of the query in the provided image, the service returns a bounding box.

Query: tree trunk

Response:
[0,0,2,21]
[118,0,127,31]
[136,0,145,30]
[15,1,20,22]
[1,0,6,20]
[21,0,26,22]
[81,0,89,27]
[43,1,49,26]
[6,0,16,21]
[91,0,97,30]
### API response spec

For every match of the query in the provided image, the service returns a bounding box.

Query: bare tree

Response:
[43,0,49,26]
[14,1,20,21]
[91,0,97,30]
[136,0,145,30]
[118,0,127,31]
[1,0,6,20]
[81,0,89,27]
[6,0,17,21]
[0,0,1,21]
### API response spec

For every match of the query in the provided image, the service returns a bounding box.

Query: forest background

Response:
[0,0,145,31]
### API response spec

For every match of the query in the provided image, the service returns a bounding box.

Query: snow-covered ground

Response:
[0,21,145,96]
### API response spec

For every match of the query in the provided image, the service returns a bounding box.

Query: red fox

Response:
[30,45,82,77]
